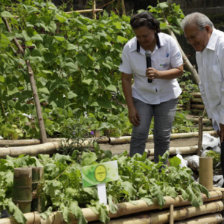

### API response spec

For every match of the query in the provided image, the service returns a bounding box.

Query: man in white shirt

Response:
[181,12,224,176]
[119,12,183,162]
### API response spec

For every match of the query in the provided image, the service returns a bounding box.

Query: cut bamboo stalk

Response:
[146,145,198,156]
[191,98,203,103]
[32,167,44,212]
[188,117,210,124]
[191,104,204,109]
[175,213,223,224]
[0,190,223,224]
[0,142,61,158]
[191,92,201,98]
[13,168,32,213]
[199,157,213,190]
[2,17,47,143]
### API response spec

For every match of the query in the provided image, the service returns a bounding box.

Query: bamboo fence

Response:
[0,190,223,224]
[0,131,217,158]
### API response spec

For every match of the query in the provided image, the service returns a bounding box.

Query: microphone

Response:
[145,52,152,83]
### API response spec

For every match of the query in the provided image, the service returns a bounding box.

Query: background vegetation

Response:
[0,0,198,140]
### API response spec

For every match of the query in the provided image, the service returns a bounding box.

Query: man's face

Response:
[134,26,156,51]
[184,23,211,52]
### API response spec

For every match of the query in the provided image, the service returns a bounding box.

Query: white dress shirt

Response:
[196,29,224,130]
[119,32,183,104]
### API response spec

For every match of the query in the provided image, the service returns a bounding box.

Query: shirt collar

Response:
[206,28,217,51]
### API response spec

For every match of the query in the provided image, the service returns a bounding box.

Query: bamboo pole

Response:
[146,145,198,156]
[13,168,32,213]
[66,9,103,14]
[109,130,216,144]
[197,110,206,155]
[0,142,61,158]
[92,201,224,224]
[1,190,222,224]
[120,0,126,15]
[92,0,96,19]
[2,17,47,143]
[0,136,109,147]
[175,213,223,224]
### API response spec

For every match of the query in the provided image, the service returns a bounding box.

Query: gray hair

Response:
[181,12,214,30]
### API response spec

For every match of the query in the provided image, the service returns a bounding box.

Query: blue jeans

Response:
[130,97,178,162]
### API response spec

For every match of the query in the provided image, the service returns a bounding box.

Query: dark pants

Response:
[221,141,224,179]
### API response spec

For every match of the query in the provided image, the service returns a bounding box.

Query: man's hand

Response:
[128,107,140,126]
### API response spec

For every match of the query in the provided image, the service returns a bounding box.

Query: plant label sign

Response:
[81,161,119,205]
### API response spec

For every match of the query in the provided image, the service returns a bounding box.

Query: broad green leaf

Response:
[106,84,117,92]
[1,11,14,18]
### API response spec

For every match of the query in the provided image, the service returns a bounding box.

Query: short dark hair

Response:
[130,11,160,33]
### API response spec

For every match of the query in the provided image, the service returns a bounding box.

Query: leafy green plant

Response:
[0,149,209,224]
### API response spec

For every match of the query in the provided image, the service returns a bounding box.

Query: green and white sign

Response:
[81,161,118,188]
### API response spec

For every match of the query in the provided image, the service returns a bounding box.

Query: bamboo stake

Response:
[166,23,200,84]
[92,0,96,19]
[197,109,206,156]
[120,0,126,15]
[13,168,32,213]
[2,17,47,143]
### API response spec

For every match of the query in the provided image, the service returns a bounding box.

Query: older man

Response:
[181,12,224,177]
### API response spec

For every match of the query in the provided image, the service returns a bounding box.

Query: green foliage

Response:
[0,0,133,139]
[148,2,184,34]
[0,0,199,139]
[0,150,209,223]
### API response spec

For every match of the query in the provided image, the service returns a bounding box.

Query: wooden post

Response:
[32,167,44,212]
[13,168,32,213]
[2,17,47,143]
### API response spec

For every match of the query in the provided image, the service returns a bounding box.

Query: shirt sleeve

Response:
[169,37,183,68]
[119,45,132,75]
